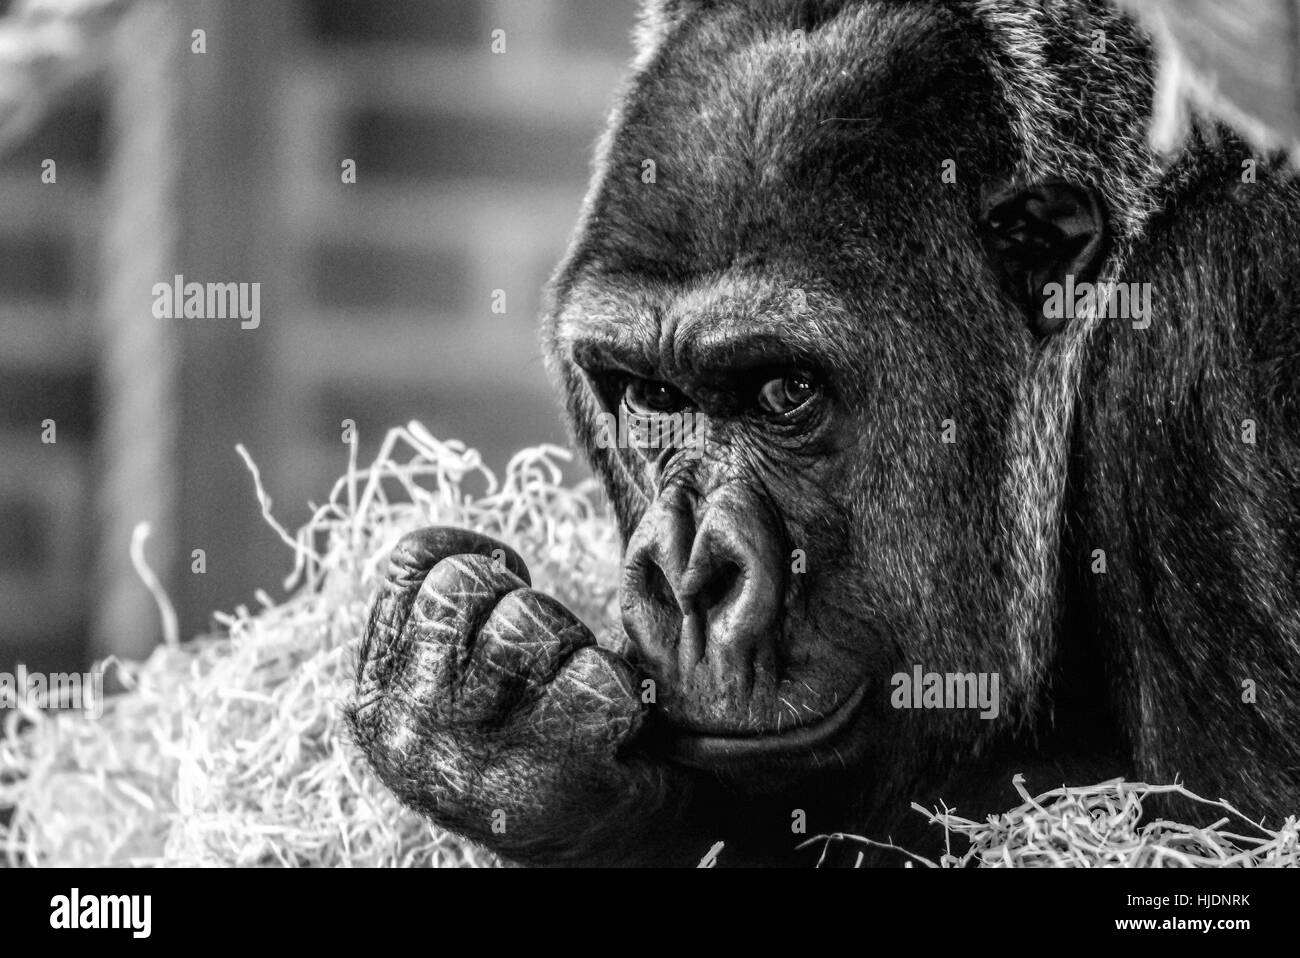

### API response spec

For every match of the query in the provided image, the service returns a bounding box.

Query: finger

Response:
[475,589,597,688]
[389,526,531,587]
[529,646,646,756]
[358,527,529,691]
[405,554,527,722]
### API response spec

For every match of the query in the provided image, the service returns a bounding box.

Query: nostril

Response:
[640,556,678,612]
[698,560,743,614]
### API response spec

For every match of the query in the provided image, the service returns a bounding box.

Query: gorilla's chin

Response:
[649,684,869,777]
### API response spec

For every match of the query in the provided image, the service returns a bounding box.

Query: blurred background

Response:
[0,0,639,678]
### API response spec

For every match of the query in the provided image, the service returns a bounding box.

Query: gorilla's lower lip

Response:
[656,685,868,771]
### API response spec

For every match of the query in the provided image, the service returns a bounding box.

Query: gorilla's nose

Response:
[620,483,783,716]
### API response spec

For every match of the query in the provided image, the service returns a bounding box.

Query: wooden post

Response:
[92,0,181,660]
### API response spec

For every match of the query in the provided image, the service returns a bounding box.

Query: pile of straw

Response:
[0,423,619,866]
[1,424,1294,867]
[808,777,1299,868]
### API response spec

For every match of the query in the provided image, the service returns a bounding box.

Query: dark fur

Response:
[348,0,1299,866]
[1069,153,1300,824]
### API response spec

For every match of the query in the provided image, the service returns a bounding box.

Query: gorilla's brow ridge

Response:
[566,310,827,383]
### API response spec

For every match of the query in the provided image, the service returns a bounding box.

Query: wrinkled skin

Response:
[351,529,692,865]
[347,0,1288,866]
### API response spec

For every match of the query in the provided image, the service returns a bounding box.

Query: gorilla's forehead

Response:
[563,0,992,283]
[554,270,861,382]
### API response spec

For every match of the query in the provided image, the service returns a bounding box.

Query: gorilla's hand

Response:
[348,527,685,866]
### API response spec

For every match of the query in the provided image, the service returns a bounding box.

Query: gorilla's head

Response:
[543,0,1149,805]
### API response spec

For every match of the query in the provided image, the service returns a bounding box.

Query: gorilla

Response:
[348,0,1300,866]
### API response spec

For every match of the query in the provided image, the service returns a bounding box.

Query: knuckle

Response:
[357,555,517,707]
[537,647,643,743]
[412,555,520,639]
[480,589,596,683]
[565,646,641,703]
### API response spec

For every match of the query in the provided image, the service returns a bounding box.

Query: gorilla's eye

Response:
[624,378,689,415]
[757,370,820,415]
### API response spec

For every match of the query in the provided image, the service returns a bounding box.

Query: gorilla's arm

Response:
[347,528,707,866]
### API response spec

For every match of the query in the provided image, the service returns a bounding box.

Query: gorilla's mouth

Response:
[652,684,868,772]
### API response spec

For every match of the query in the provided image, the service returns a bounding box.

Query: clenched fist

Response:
[347,527,687,866]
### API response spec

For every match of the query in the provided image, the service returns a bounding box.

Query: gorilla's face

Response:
[560,277,907,760]
[546,2,1070,789]
[556,262,1024,785]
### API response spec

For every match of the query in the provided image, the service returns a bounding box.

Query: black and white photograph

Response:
[0,0,1296,935]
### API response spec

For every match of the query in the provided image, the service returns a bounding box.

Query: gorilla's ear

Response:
[980,181,1108,338]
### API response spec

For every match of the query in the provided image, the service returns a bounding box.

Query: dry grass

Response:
[803,776,1299,867]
